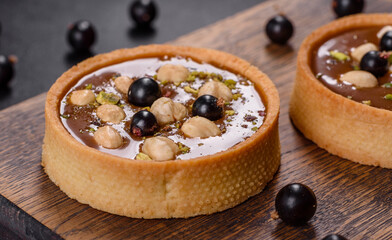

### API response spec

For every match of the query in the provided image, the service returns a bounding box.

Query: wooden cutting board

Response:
[1,0,392,239]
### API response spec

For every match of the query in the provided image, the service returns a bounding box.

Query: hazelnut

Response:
[69,90,95,106]
[96,104,126,124]
[377,25,392,39]
[142,136,180,161]
[181,116,221,138]
[351,43,378,63]
[150,97,187,125]
[94,126,123,149]
[157,64,189,84]
[114,76,133,94]
[198,81,233,102]
[340,70,378,88]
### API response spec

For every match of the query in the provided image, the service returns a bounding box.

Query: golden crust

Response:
[42,45,281,218]
[290,14,392,168]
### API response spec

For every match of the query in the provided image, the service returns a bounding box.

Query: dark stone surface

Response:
[0,0,261,110]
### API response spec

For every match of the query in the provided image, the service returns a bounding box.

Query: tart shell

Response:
[290,14,392,169]
[42,45,281,218]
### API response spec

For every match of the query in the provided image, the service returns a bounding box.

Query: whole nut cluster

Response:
[198,81,233,101]
[181,116,221,138]
[114,75,133,94]
[157,64,189,84]
[340,70,378,88]
[351,43,378,63]
[96,104,126,124]
[150,97,187,125]
[69,90,95,106]
[94,126,123,149]
[377,25,392,39]
[142,136,179,161]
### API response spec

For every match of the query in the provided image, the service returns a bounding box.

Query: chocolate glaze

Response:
[312,27,392,110]
[60,57,265,160]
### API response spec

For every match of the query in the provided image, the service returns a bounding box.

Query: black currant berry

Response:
[128,77,161,107]
[275,183,317,226]
[192,95,223,121]
[360,51,388,77]
[265,15,294,45]
[380,31,392,51]
[332,0,364,18]
[129,0,157,27]
[67,20,96,52]
[130,110,158,137]
[0,55,14,86]
[322,234,348,240]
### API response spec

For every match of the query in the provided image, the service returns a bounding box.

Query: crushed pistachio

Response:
[384,94,392,100]
[362,100,371,105]
[88,128,96,133]
[382,83,392,88]
[175,122,181,129]
[224,79,237,89]
[178,143,190,154]
[232,93,242,100]
[85,83,93,90]
[118,104,125,108]
[153,74,157,80]
[96,91,120,105]
[315,73,323,79]
[251,127,258,131]
[135,153,152,161]
[160,80,168,85]
[225,110,235,116]
[329,50,350,61]
[186,74,196,82]
[208,72,223,81]
[198,143,204,146]
[198,71,207,78]
[184,86,198,95]
[60,114,70,119]
[388,54,392,64]
[352,65,360,71]
[142,106,151,111]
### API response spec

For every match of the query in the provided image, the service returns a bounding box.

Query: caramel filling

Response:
[59,57,265,160]
[312,27,392,110]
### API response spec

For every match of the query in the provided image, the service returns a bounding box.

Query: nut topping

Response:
[181,116,221,138]
[114,76,133,94]
[340,70,378,88]
[96,104,126,124]
[69,90,95,106]
[94,126,123,149]
[157,64,190,85]
[351,43,378,63]
[142,136,180,161]
[377,25,392,39]
[150,97,187,125]
[198,81,233,101]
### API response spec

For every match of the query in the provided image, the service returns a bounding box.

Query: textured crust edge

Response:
[42,45,281,218]
[290,14,392,168]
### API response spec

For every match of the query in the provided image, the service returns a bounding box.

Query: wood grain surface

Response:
[1,0,392,239]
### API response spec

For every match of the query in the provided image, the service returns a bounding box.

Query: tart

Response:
[290,14,392,168]
[42,45,281,218]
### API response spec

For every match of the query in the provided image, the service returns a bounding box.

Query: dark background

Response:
[0,0,265,110]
